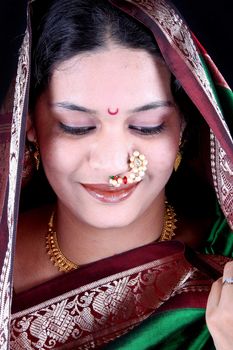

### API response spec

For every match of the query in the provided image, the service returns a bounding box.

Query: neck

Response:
[54,193,165,266]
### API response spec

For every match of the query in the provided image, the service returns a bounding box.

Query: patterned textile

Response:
[0,0,232,349]
[0,27,30,349]
[10,242,230,349]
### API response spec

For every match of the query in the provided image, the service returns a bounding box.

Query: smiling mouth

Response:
[81,182,139,203]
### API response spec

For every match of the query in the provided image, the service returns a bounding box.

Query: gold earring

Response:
[22,141,35,187]
[174,151,182,172]
[33,141,40,170]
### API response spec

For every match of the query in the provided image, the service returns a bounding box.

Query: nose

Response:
[88,133,130,177]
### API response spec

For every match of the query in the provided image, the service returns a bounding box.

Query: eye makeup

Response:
[59,122,96,135]
[128,122,166,135]
[59,121,166,137]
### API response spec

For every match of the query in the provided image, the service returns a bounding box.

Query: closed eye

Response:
[59,122,96,135]
[129,123,165,135]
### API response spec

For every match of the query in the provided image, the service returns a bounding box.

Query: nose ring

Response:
[109,150,148,187]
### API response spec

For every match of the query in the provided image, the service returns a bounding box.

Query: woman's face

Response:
[28,46,183,228]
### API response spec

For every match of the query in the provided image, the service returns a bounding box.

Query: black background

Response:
[0,0,232,106]
[0,0,28,104]
[173,0,233,88]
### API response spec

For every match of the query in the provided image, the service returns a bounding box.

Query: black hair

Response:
[30,0,162,107]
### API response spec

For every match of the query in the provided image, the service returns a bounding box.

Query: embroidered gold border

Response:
[0,28,30,350]
[11,254,192,349]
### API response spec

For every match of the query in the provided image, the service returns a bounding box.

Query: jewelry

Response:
[109,150,148,187]
[46,212,78,272]
[159,202,177,241]
[174,138,184,172]
[222,277,233,285]
[46,202,176,272]
[22,142,35,187]
[108,107,119,116]
[33,141,40,170]
[174,151,182,171]
[22,141,40,186]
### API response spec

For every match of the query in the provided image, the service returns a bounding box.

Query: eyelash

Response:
[59,123,96,135]
[59,122,165,136]
[128,123,165,135]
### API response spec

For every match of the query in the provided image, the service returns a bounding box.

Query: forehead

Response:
[50,46,172,108]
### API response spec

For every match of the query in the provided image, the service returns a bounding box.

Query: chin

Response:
[82,213,137,230]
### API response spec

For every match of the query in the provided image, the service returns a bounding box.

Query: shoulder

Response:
[14,205,59,293]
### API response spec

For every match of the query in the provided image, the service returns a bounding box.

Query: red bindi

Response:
[108,108,119,116]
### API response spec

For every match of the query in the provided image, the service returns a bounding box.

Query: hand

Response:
[206,261,233,350]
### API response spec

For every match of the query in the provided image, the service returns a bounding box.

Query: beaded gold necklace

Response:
[46,202,177,272]
[159,202,177,241]
[46,212,78,272]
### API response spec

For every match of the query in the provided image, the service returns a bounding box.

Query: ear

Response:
[26,113,37,142]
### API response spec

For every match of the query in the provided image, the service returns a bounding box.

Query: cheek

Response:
[147,137,179,176]
[39,136,83,179]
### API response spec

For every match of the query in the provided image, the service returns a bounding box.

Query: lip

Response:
[81,182,139,203]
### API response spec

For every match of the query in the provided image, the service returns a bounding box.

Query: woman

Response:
[0,0,232,349]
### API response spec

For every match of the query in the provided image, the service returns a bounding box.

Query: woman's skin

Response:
[206,263,233,350]
[13,44,233,349]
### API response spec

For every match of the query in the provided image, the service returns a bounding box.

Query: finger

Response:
[219,261,233,307]
[206,278,222,315]
[222,261,233,282]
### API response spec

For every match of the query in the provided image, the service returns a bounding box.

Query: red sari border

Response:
[12,240,186,313]
[11,241,229,350]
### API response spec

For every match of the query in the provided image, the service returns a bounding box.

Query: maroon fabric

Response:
[12,240,218,349]
[12,240,226,314]
[0,199,9,270]
[0,113,12,142]
[12,241,183,312]
[0,113,11,220]
[157,291,209,312]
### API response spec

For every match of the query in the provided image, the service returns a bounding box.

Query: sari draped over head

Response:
[0,0,232,349]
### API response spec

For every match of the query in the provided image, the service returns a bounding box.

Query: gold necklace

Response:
[159,202,177,241]
[46,203,177,272]
[46,212,78,272]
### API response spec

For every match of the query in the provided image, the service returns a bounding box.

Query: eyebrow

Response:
[51,100,174,114]
[51,102,96,114]
[130,100,175,113]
